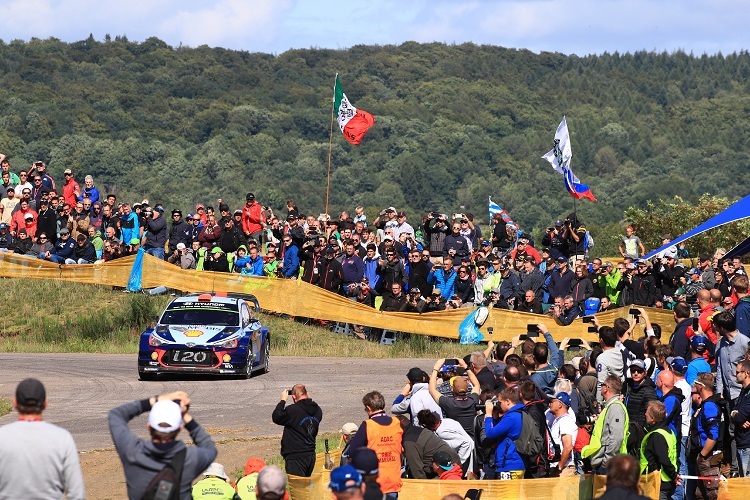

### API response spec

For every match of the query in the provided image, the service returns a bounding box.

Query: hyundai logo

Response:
[186,342,195,347]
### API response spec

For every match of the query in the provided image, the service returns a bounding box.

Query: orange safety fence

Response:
[0,252,677,342]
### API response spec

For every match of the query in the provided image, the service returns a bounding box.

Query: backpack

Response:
[513,409,545,459]
[141,447,186,500]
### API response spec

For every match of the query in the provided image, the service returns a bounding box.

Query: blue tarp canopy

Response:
[644,193,750,260]
[726,235,750,260]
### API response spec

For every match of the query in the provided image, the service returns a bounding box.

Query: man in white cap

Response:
[108,391,217,499]
[192,462,236,499]
[0,378,85,499]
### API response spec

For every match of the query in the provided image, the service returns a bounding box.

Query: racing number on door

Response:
[172,350,207,363]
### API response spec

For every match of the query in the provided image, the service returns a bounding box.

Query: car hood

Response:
[162,325,236,344]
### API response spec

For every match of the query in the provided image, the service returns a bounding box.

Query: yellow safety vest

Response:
[191,476,237,499]
[235,472,259,500]
[581,398,629,459]
[640,427,677,483]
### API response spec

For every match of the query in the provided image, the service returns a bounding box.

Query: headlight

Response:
[220,337,239,349]
[149,334,165,347]
[219,326,239,335]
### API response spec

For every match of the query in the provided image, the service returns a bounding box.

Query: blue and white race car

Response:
[138,292,270,380]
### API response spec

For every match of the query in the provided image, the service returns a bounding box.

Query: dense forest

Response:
[1,35,749,255]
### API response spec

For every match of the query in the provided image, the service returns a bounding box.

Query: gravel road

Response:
[0,353,433,451]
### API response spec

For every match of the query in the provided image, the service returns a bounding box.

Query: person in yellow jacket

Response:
[640,401,680,500]
[192,462,237,500]
[236,458,266,500]
[582,375,629,475]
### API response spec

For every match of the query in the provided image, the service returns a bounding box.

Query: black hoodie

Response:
[271,398,323,460]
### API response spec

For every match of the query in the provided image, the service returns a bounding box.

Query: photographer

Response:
[541,220,569,260]
[204,247,229,272]
[423,289,447,312]
[108,391,217,499]
[429,358,481,439]
[560,213,587,263]
[404,287,426,313]
[168,242,196,269]
[424,212,450,266]
[300,238,323,285]
[443,221,470,268]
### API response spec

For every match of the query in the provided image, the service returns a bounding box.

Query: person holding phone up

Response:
[271,384,323,477]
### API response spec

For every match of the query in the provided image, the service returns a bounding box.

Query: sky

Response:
[0,0,746,56]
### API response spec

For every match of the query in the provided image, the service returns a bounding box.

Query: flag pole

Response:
[325,75,336,218]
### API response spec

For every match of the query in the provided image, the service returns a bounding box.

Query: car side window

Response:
[241,304,251,328]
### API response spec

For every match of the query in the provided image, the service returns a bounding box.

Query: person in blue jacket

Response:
[76,175,100,204]
[44,228,75,263]
[281,235,300,278]
[484,387,526,479]
[427,257,458,299]
[120,204,140,245]
[686,335,712,386]
[234,245,264,276]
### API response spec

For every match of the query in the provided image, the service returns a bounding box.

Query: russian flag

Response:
[489,197,518,228]
[563,167,597,202]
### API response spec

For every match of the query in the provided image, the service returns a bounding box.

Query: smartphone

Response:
[629,308,640,316]
[568,339,583,348]
[487,327,494,336]
[693,318,699,331]
[519,334,529,341]
[582,316,592,323]
[444,359,459,366]
[287,390,292,396]
[587,326,599,333]
[527,324,540,333]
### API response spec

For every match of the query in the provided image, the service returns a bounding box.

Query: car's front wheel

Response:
[243,350,253,379]
[261,338,270,374]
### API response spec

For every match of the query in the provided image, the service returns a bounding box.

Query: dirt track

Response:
[0,353,433,499]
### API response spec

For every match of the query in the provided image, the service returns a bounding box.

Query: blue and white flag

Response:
[542,117,596,202]
[489,197,517,228]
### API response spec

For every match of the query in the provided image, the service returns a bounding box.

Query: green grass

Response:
[0,279,471,358]
[0,397,12,417]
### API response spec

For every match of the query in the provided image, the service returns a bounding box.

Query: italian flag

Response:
[334,74,375,145]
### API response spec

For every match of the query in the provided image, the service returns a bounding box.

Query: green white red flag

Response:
[334,74,374,145]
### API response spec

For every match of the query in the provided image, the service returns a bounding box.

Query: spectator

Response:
[168,242,196,269]
[517,289,543,314]
[428,358,481,437]
[44,227,75,263]
[108,391,217,499]
[734,275,750,337]
[715,311,749,403]
[497,263,522,309]
[731,359,750,477]
[417,409,474,476]
[347,391,403,498]
[271,384,322,477]
[396,415,459,479]
[640,400,680,499]
[431,450,463,480]
[547,391,578,477]
[555,295,580,326]
[624,359,658,448]
[469,351,497,391]
[669,302,693,360]
[689,373,723,500]
[341,240,365,294]
[582,375,629,474]
[520,256,544,302]
[484,387,526,480]
[427,257,458,300]
[329,465,365,500]
[219,216,244,254]
[349,447,385,500]
[380,282,407,312]
[0,378,84,499]
[657,370,685,449]
[595,454,651,500]
[530,323,561,395]
[77,174,100,203]
[256,465,287,500]
[571,264,594,311]
[235,457,266,500]
[339,423,359,466]
[443,220,470,267]
[595,327,625,402]
[192,462,236,499]
[473,259,492,305]
[281,235,300,278]
[391,367,442,426]
[548,257,574,305]
[424,213,450,266]
[73,233,97,263]
[619,225,645,260]
[686,336,712,386]
[377,247,406,293]
[241,193,266,242]
[120,203,140,244]
[541,219,569,260]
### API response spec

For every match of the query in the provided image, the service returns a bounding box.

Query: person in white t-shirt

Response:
[546,391,578,477]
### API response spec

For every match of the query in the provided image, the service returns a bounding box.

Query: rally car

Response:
[138,292,270,380]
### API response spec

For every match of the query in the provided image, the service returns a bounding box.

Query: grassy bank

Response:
[0,279,470,359]
[0,397,11,417]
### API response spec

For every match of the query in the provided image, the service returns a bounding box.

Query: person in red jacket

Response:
[10,199,37,238]
[432,450,463,480]
[241,193,266,242]
[61,169,80,208]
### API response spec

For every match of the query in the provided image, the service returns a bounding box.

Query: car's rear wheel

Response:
[261,338,270,374]
[139,371,157,381]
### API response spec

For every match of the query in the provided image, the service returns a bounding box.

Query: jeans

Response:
[145,246,165,260]
[48,254,66,264]
[738,447,750,477]
[674,435,689,500]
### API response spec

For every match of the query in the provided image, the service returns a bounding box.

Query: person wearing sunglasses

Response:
[731,359,750,477]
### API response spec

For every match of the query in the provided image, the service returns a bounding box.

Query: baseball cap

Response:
[690,335,708,353]
[630,359,647,372]
[350,447,379,475]
[407,367,425,384]
[570,356,583,371]
[490,287,501,294]
[176,243,186,250]
[689,268,701,275]
[203,462,228,480]
[552,392,571,407]
[409,287,421,294]
[244,457,266,475]
[148,400,182,433]
[257,465,287,497]
[24,212,33,220]
[383,235,393,241]
[195,203,205,209]
[554,219,564,226]
[329,465,362,493]
[433,450,454,470]
[481,239,490,246]
[556,256,567,263]
[15,378,46,407]
[171,209,182,216]
[129,238,140,245]
[669,356,688,374]
[153,206,164,214]
[325,246,336,254]
[286,214,296,221]
[341,422,358,436]
[246,193,255,201]
[63,168,72,175]
[59,228,70,235]
[386,206,396,213]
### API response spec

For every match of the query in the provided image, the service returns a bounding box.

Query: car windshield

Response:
[161,308,239,326]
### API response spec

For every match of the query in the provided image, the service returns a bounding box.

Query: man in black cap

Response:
[168,209,190,256]
[0,378,85,499]
[698,254,717,289]
[241,192,266,243]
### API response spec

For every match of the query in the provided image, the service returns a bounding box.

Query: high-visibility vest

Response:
[191,476,236,499]
[640,427,678,483]
[365,419,403,494]
[581,398,629,459]
[236,472,259,500]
